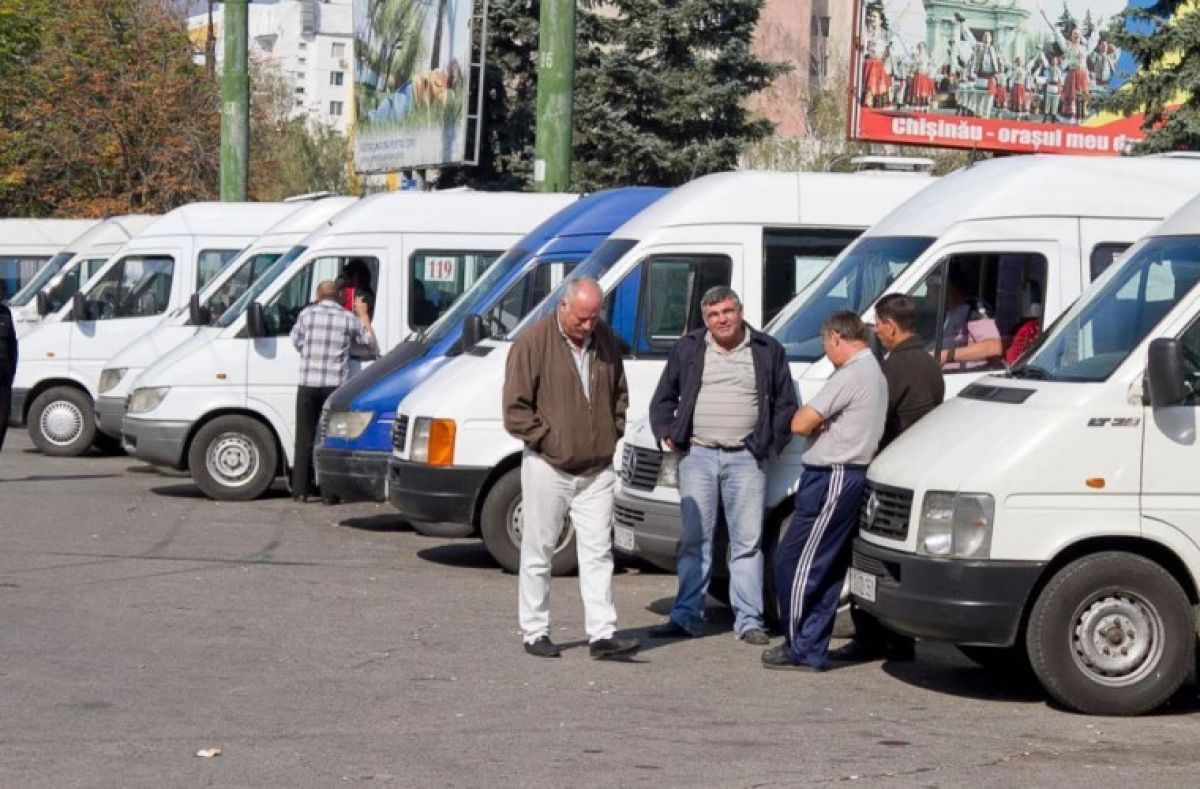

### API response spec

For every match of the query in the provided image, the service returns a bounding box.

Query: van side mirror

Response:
[71,292,87,322]
[1146,338,1190,407]
[36,291,49,316]
[246,301,268,338]
[461,313,488,351]
[188,293,211,326]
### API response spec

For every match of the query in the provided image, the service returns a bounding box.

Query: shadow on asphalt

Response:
[2,473,121,483]
[150,483,290,500]
[417,542,499,571]
[338,513,412,533]
[881,652,1044,703]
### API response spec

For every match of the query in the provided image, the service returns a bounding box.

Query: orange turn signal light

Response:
[1086,478,1106,489]
[427,419,456,466]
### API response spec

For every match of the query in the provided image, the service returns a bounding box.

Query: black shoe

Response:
[589,636,640,660]
[761,643,823,672]
[523,636,562,658]
[738,628,770,646]
[648,621,694,640]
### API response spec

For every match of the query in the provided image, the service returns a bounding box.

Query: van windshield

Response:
[421,245,529,344]
[769,236,934,361]
[1016,236,1200,382]
[7,251,73,306]
[215,244,307,328]
[509,238,637,338]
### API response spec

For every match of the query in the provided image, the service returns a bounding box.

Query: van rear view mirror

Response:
[188,293,211,326]
[246,301,268,338]
[1146,338,1189,407]
[71,292,87,322]
[461,313,487,351]
[36,291,49,316]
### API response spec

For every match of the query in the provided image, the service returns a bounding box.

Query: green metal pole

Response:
[220,0,249,201]
[532,0,575,192]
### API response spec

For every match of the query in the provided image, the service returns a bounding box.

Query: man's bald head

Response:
[316,280,339,301]
[558,277,603,346]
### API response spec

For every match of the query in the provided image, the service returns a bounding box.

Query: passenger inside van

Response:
[939,269,1000,370]
[339,258,376,319]
[1004,280,1044,365]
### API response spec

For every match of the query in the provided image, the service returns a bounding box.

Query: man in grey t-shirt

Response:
[762,311,887,672]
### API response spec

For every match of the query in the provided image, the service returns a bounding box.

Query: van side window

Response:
[409,251,500,329]
[908,253,1049,372]
[1090,243,1130,281]
[762,228,861,325]
[482,260,579,338]
[264,256,380,336]
[79,255,176,320]
[197,249,243,290]
[604,255,733,357]
[206,252,282,323]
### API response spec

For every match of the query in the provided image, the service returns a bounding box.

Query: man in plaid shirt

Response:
[290,280,376,502]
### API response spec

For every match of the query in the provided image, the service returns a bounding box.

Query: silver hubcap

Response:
[1071,593,1164,686]
[206,433,260,488]
[508,497,574,554]
[40,400,84,446]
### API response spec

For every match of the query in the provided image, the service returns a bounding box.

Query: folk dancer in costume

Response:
[968,30,1003,118]
[887,43,907,108]
[1042,55,1064,122]
[906,42,936,109]
[1089,32,1118,88]
[1041,8,1100,121]
[992,66,1010,119]
[860,5,891,108]
[1009,56,1030,116]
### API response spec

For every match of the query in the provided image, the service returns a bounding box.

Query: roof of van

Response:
[1150,189,1200,236]
[0,218,99,248]
[258,195,358,237]
[313,191,579,237]
[130,202,302,240]
[65,215,160,251]
[524,188,669,245]
[867,155,1200,237]
[611,171,933,237]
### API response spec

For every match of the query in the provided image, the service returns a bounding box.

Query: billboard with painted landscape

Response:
[353,0,472,172]
[849,0,1146,155]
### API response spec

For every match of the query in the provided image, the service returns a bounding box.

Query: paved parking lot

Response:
[3,431,1200,786]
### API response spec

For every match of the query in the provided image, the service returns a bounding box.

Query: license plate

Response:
[849,568,876,603]
[613,525,636,552]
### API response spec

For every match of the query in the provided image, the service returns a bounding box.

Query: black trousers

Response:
[0,371,12,454]
[293,385,336,497]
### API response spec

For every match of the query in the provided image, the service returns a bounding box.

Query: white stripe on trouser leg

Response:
[788,465,844,646]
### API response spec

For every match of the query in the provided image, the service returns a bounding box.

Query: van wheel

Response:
[762,501,855,637]
[188,416,278,501]
[1026,552,1193,716]
[479,468,576,576]
[28,386,95,456]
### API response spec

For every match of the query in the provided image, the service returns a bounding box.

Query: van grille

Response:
[392,415,410,453]
[613,504,645,529]
[620,445,662,491]
[859,482,913,540]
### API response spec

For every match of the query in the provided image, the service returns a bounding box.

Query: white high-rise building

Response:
[189,0,354,134]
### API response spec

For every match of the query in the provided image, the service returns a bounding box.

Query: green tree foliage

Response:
[571,0,786,189]
[1102,1,1199,152]
[0,0,219,217]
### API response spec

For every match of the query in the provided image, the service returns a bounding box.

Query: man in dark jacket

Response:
[503,277,639,661]
[0,300,17,453]
[647,286,798,644]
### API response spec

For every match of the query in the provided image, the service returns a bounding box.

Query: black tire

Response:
[1026,552,1194,716]
[957,644,1033,676]
[187,415,278,501]
[28,386,96,457]
[762,501,856,638]
[479,468,576,576]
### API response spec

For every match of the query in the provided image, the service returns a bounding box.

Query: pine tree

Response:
[1101,1,1200,152]
[572,0,787,188]
[1057,2,1077,35]
[1083,9,1095,38]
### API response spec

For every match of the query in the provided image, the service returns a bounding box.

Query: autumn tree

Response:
[0,0,219,217]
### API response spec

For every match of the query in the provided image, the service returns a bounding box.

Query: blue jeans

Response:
[672,445,767,636]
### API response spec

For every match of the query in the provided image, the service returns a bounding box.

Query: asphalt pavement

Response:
[3,431,1200,786]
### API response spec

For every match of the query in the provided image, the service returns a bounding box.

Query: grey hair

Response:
[700,286,742,310]
[562,276,601,303]
[821,310,869,342]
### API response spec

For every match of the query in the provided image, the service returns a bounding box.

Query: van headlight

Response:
[127,387,170,414]
[917,491,994,559]
[410,417,456,466]
[657,451,679,488]
[324,411,374,439]
[98,368,127,394]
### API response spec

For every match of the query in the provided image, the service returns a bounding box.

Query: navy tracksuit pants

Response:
[774,464,868,668]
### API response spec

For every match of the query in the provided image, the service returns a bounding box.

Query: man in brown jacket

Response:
[503,278,640,660]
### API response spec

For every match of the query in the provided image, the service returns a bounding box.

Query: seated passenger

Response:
[939,272,1001,370]
[410,279,439,327]
[1004,282,1043,365]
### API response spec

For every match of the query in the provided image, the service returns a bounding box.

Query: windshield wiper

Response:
[1009,364,1052,380]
